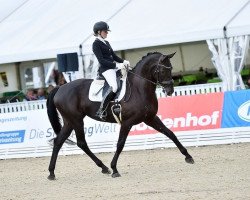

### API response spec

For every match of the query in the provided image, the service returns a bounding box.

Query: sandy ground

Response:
[0,143,250,200]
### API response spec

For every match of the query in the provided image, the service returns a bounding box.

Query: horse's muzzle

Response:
[161,79,174,96]
[162,85,174,96]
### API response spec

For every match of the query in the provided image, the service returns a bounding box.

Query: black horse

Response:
[46,52,194,180]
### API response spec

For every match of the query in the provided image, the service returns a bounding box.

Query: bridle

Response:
[128,54,174,87]
[124,54,174,102]
[153,54,174,87]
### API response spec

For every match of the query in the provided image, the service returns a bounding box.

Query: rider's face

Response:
[100,30,108,39]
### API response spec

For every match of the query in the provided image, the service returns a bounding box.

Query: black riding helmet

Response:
[93,21,110,35]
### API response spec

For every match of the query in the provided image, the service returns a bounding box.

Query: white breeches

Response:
[102,69,118,93]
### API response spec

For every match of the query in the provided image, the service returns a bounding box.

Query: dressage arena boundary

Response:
[1,83,250,159]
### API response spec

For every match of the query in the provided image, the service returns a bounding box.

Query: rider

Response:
[92,21,130,119]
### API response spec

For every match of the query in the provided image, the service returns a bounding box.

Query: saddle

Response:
[88,74,126,102]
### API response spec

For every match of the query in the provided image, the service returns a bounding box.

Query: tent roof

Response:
[0,0,249,64]
[0,0,130,64]
[82,0,250,54]
[0,0,27,22]
[227,1,250,37]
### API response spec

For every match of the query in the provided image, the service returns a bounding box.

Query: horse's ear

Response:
[167,52,176,58]
[161,52,176,62]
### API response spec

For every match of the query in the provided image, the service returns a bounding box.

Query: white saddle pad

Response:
[88,78,127,102]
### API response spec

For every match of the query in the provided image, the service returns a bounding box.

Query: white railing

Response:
[156,82,222,97]
[0,83,223,113]
[0,100,46,114]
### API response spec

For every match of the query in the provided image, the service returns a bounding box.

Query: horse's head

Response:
[130,52,175,96]
[152,52,175,96]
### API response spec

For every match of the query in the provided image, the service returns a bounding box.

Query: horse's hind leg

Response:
[72,119,111,175]
[48,123,73,180]
[145,116,194,164]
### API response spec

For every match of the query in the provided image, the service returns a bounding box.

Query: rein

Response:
[127,70,158,85]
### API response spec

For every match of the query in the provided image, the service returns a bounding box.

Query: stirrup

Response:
[111,101,122,124]
[112,103,121,115]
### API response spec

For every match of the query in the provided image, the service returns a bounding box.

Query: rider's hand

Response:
[123,60,130,68]
[116,63,126,70]
[120,68,127,77]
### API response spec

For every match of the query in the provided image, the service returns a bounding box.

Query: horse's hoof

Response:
[47,175,56,180]
[112,172,121,178]
[185,157,195,164]
[102,167,111,174]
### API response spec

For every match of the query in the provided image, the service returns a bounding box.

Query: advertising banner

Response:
[0,110,54,147]
[222,90,250,128]
[0,109,121,158]
[130,92,224,135]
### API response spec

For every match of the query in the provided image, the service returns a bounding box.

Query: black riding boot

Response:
[96,87,116,120]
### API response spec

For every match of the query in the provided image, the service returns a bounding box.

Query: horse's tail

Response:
[46,87,76,146]
[46,87,61,135]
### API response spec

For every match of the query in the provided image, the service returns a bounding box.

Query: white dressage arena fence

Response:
[155,82,223,97]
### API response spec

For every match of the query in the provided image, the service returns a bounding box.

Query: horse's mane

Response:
[133,52,162,70]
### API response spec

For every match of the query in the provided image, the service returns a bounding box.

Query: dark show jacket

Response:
[92,39,124,74]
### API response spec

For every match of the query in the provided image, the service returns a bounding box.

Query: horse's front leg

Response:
[145,116,194,164]
[111,123,131,178]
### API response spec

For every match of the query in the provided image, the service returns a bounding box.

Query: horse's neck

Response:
[142,82,157,99]
[129,53,160,99]
[129,70,157,99]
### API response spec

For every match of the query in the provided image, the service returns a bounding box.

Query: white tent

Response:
[0,0,249,63]
[0,0,250,90]
[207,1,250,91]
